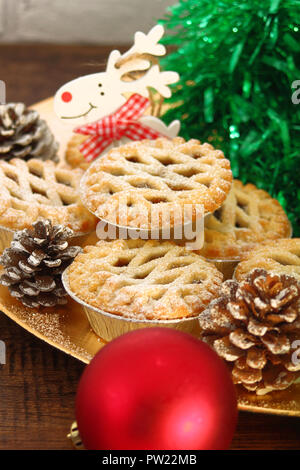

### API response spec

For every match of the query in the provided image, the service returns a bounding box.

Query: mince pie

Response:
[66,134,89,171]
[198,180,291,261]
[235,238,300,282]
[65,239,223,320]
[0,158,96,233]
[80,137,232,230]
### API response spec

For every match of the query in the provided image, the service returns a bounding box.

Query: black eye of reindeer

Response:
[100,92,105,96]
[98,83,102,87]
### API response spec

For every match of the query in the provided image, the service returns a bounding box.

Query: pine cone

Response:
[0,103,58,161]
[0,220,81,308]
[199,269,300,394]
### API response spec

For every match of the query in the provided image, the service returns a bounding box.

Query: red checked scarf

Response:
[74,94,163,162]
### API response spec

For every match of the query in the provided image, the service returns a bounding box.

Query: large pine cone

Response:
[0,220,81,308]
[199,269,300,394]
[0,103,58,161]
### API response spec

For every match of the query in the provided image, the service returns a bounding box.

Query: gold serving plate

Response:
[1,282,300,417]
[0,98,299,418]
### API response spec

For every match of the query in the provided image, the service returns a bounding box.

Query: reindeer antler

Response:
[121,24,166,60]
[128,65,178,98]
[105,25,179,110]
[107,25,167,80]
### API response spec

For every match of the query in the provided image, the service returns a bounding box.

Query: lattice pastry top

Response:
[0,158,97,233]
[80,137,232,230]
[66,239,223,320]
[197,180,291,261]
[235,238,300,282]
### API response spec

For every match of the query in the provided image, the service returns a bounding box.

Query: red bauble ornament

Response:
[76,328,237,450]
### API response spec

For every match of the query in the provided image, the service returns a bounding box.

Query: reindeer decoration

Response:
[54,25,180,161]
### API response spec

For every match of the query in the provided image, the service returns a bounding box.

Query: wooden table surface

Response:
[0,44,299,450]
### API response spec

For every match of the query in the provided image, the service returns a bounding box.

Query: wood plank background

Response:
[0,44,299,450]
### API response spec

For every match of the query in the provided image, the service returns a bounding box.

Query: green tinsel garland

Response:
[159,0,300,235]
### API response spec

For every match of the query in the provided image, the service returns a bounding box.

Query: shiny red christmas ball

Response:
[76,328,237,450]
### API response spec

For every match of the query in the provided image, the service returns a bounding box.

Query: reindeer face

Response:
[54,26,179,127]
[54,72,127,125]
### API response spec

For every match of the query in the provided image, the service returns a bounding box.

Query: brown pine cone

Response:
[0,103,58,161]
[0,219,81,308]
[199,269,300,394]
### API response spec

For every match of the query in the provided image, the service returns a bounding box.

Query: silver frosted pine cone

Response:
[0,102,58,161]
[0,219,82,308]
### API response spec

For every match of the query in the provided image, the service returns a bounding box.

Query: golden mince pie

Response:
[66,134,90,171]
[0,158,97,233]
[66,239,223,320]
[80,137,232,230]
[198,180,291,261]
[235,238,300,282]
